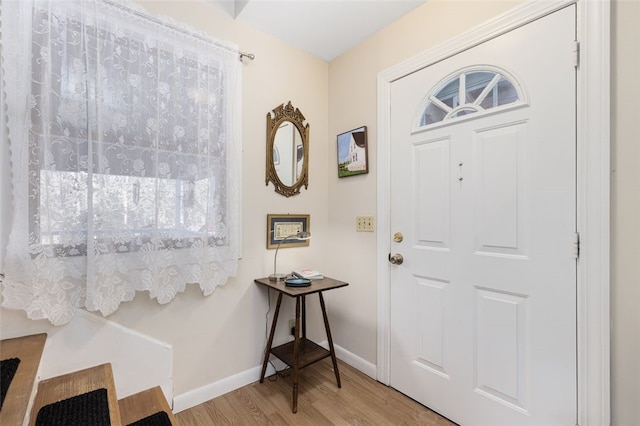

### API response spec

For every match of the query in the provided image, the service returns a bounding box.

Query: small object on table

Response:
[284,278,312,287]
[291,268,324,280]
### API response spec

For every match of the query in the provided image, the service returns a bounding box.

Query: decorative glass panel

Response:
[436,77,460,109]
[417,67,523,129]
[465,71,495,103]
[480,77,519,109]
[421,103,448,126]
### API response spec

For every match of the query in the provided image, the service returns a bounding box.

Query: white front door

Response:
[389,6,577,425]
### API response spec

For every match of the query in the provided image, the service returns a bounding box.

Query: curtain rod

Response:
[101,0,255,61]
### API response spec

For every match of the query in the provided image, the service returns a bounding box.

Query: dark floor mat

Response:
[35,387,111,426]
[0,357,21,411]
[127,411,172,426]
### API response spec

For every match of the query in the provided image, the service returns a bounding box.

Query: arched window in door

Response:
[415,66,526,129]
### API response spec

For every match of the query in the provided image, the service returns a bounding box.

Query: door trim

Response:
[375,1,610,425]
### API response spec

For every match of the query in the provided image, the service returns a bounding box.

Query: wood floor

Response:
[176,359,456,425]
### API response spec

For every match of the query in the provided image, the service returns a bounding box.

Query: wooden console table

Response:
[255,276,348,413]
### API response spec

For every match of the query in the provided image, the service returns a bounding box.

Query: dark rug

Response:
[127,411,172,426]
[0,357,21,411]
[35,388,111,426]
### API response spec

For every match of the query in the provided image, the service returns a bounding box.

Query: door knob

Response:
[388,253,404,265]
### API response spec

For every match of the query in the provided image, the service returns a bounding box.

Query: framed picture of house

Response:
[267,214,310,249]
[337,126,368,178]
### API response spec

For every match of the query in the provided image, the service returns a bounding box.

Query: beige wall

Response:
[611,1,640,424]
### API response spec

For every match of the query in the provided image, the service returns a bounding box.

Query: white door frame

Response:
[376,1,610,425]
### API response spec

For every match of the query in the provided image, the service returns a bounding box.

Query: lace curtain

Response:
[1,0,241,325]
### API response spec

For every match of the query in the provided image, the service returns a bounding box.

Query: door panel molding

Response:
[376,1,610,425]
[414,140,451,248]
[474,286,530,413]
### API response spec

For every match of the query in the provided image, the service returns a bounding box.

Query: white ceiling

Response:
[206,0,428,61]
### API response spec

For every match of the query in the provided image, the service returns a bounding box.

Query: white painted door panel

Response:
[389,6,576,425]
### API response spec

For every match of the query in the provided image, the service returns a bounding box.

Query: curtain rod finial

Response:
[240,52,255,61]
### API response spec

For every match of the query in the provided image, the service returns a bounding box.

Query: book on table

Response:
[292,268,323,280]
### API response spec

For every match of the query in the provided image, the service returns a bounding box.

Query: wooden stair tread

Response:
[118,386,177,425]
[0,333,47,426]
[29,362,122,426]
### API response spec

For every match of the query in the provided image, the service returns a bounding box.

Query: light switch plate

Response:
[356,216,375,232]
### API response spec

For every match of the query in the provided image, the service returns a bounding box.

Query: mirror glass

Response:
[266,101,309,197]
[273,122,304,187]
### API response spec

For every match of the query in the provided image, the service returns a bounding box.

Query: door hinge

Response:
[573,232,580,260]
[572,40,580,68]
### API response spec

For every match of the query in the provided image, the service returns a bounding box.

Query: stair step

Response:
[29,363,122,426]
[0,333,47,426]
[118,386,178,425]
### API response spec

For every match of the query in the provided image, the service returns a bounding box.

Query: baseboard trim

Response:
[172,363,275,413]
[172,342,377,413]
[317,340,377,379]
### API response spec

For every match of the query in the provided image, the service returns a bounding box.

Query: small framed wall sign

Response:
[267,214,310,249]
[337,126,369,178]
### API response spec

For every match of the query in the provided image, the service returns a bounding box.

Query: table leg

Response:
[319,292,341,388]
[302,295,307,339]
[292,296,301,413]
[260,292,283,383]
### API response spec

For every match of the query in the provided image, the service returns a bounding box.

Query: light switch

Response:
[356,216,375,232]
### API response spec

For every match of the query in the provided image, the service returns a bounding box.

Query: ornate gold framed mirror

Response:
[266,101,309,197]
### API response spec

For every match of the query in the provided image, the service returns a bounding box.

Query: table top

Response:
[254,276,348,297]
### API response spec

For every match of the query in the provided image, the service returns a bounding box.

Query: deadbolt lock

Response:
[393,232,404,243]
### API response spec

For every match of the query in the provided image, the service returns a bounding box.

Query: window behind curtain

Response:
[1,0,241,325]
